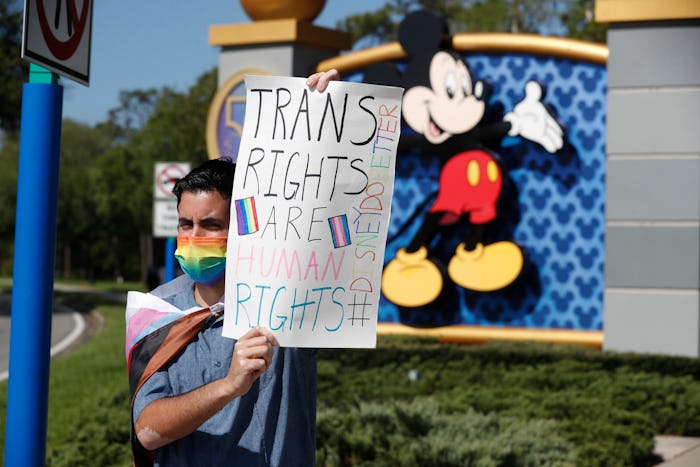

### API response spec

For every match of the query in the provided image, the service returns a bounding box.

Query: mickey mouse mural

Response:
[365,10,564,308]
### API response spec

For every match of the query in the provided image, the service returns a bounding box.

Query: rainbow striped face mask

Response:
[174,236,228,286]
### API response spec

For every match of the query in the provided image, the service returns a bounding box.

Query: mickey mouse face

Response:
[403,51,486,144]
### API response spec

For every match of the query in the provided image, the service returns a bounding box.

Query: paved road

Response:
[0,283,127,381]
[655,435,700,466]
[0,294,84,381]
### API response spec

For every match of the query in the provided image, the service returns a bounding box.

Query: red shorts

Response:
[428,149,502,225]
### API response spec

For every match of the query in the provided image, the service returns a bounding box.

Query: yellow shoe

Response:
[448,241,523,292]
[382,247,444,307]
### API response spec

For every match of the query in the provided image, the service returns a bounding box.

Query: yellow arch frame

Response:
[206,68,271,160]
[315,33,608,74]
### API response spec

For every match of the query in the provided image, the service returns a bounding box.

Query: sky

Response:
[57,0,381,125]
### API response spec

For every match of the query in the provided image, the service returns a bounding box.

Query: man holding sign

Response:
[125,69,402,466]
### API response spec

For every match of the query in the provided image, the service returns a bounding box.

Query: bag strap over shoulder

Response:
[130,307,222,404]
[129,306,223,467]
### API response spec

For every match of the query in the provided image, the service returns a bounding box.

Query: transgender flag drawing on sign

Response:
[328,214,351,248]
[235,196,258,235]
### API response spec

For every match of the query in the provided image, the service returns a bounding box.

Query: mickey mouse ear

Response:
[363,62,402,87]
[398,10,448,58]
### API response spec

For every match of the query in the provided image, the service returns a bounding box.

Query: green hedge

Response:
[316,337,700,466]
[317,399,577,466]
[0,296,698,466]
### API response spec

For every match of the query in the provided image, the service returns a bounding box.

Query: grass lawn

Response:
[0,282,698,466]
[0,290,134,466]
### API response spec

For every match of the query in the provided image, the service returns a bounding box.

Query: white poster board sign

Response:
[223,75,403,348]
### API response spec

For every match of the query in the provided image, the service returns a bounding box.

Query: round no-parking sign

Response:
[154,162,190,200]
[22,0,94,85]
[153,162,190,238]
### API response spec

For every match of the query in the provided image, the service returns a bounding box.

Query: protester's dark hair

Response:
[173,157,235,205]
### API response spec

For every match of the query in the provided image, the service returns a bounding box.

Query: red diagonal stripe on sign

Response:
[36,0,90,60]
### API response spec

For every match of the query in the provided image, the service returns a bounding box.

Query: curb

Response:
[0,311,86,382]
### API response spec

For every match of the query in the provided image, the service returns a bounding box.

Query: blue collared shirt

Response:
[133,276,318,466]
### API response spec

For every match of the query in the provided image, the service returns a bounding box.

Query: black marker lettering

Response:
[317,93,348,143]
[264,149,282,197]
[352,96,377,146]
[344,158,369,195]
[325,155,347,201]
[291,89,311,141]
[250,88,272,138]
[283,151,300,200]
[274,88,292,140]
[244,147,265,193]
[303,155,323,201]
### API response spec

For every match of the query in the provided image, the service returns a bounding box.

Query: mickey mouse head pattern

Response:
[354,20,606,330]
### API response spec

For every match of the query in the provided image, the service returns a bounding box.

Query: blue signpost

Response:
[165,237,177,281]
[4,64,63,467]
[6,0,93,463]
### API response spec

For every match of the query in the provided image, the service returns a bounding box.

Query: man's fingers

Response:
[257,327,279,346]
[236,341,269,356]
[236,356,267,375]
[240,327,279,345]
[233,330,277,371]
[319,69,339,91]
[307,69,339,92]
[306,73,320,88]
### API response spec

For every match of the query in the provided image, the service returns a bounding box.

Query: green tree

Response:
[56,120,112,280]
[101,88,161,144]
[0,11,216,282]
[125,68,217,282]
[0,132,19,274]
[560,0,606,43]
[337,0,606,45]
[0,0,27,134]
[141,68,217,164]
[89,68,218,282]
[91,143,148,281]
[5,67,227,282]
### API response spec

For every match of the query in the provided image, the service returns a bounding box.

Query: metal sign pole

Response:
[4,64,63,467]
[165,237,177,282]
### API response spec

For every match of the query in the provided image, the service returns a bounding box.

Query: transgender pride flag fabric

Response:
[124,292,200,360]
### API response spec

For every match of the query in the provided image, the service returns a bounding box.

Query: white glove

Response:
[504,81,564,153]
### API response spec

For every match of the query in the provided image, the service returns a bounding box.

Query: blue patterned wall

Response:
[348,53,607,331]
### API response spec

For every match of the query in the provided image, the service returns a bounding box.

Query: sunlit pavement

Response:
[654,435,700,466]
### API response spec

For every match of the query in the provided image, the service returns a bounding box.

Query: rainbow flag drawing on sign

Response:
[235,196,259,235]
[328,214,351,248]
